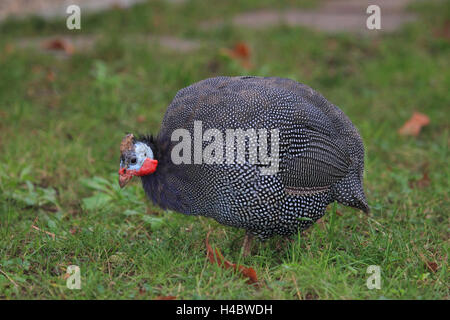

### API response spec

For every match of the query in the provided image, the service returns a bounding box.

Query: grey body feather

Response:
[143,76,369,239]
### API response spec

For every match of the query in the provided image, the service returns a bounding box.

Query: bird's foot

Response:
[242,232,254,257]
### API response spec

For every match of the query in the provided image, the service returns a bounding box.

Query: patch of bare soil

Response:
[201,0,418,34]
[0,0,145,21]
[14,34,201,58]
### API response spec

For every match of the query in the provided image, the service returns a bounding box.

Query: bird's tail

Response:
[331,170,369,214]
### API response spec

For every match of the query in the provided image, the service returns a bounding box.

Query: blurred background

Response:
[0,0,448,299]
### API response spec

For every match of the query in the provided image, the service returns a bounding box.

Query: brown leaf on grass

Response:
[137,115,146,123]
[155,295,177,300]
[315,218,326,230]
[205,231,258,284]
[418,252,439,273]
[43,38,75,55]
[409,163,431,189]
[4,43,14,55]
[398,112,430,137]
[409,172,431,189]
[304,292,318,300]
[146,206,161,216]
[433,20,450,40]
[240,59,253,70]
[230,42,251,59]
[425,261,438,273]
[47,70,56,82]
[152,15,163,28]
[221,42,252,70]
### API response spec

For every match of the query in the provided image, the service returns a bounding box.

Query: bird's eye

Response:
[131,157,137,165]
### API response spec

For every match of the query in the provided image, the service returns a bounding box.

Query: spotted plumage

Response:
[120,76,369,241]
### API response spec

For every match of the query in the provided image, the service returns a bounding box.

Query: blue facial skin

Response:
[121,142,154,172]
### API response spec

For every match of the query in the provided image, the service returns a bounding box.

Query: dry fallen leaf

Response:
[47,70,56,82]
[205,231,258,284]
[425,261,438,273]
[221,42,252,70]
[4,43,14,55]
[398,112,430,137]
[137,115,146,123]
[230,42,251,60]
[315,218,326,230]
[433,20,450,40]
[43,38,75,55]
[409,172,431,189]
[417,252,439,274]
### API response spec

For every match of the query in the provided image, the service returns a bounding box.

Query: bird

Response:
[118,76,369,256]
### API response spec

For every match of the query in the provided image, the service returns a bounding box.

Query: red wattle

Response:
[119,158,158,177]
[135,158,158,176]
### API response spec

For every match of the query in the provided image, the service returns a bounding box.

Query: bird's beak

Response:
[118,158,158,188]
[118,168,133,188]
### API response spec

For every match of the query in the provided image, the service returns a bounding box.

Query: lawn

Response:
[0,0,448,299]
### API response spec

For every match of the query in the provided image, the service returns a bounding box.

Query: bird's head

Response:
[118,133,158,188]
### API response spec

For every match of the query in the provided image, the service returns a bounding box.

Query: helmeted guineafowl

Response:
[119,76,369,255]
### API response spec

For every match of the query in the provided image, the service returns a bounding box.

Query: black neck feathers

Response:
[139,134,190,214]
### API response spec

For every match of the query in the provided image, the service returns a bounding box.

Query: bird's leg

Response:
[242,232,254,257]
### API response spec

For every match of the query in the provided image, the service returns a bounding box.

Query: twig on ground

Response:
[0,268,18,288]
[291,274,302,300]
[31,225,56,240]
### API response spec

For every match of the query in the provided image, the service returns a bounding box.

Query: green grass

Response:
[0,0,448,299]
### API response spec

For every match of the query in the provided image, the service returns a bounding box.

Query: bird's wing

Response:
[280,103,352,194]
